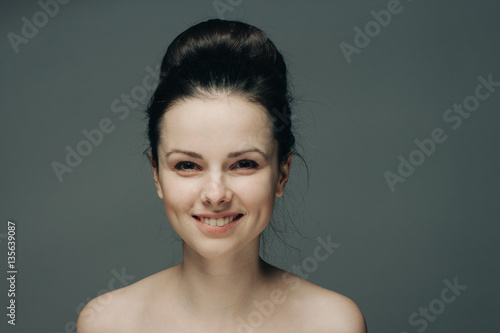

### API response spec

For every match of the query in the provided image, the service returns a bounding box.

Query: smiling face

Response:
[151,94,291,259]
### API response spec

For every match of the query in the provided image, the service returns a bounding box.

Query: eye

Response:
[233,160,259,169]
[174,161,200,171]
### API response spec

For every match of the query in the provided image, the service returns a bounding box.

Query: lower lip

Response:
[192,215,243,234]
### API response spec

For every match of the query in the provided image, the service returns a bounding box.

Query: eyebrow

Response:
[165,148,267,159]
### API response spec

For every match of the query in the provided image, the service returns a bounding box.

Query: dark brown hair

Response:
[146,18,299,170]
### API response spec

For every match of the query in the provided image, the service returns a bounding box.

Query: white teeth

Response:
[198,215,240,227]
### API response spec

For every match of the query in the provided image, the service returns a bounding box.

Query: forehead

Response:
[160,96,275,152]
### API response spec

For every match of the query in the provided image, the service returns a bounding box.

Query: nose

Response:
[200,171,232,206]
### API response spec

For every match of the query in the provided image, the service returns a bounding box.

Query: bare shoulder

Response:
[76,267,175,333]
[75,287,126,333]
[307,286,367,333]
[277,270,367,333]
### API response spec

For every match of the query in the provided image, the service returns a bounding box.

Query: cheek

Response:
[234,172,278,207]
[161,177,197,212]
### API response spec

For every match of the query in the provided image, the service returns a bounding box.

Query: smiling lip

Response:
[192,214,244,234]
[193,212,242,219]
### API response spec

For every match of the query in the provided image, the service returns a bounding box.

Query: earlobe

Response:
[149,152,164,199]
[275,153,292,198]
[153,169,164,199]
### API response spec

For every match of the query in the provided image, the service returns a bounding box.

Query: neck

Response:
[174,238,274,320]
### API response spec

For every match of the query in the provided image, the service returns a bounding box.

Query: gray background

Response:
[1,0,499,332]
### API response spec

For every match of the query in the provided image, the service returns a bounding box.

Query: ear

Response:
[149,152,164,199]
[275,153,292,198]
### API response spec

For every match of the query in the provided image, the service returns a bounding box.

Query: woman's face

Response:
[152,95,291,259]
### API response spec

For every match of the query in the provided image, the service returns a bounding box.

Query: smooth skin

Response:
[76,94,367,333]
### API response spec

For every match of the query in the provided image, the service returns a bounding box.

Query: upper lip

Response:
[193,213,243,219]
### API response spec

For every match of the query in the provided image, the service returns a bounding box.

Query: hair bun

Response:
[160,19,284,80]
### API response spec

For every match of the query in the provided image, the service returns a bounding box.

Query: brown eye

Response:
[174,162,199,171]
[234,160,258,169]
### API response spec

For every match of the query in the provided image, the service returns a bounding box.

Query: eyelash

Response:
[173,160,259,171]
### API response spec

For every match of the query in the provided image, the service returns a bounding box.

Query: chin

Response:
[183,235,259,260]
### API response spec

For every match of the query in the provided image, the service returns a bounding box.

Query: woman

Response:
[77,19,366,332]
